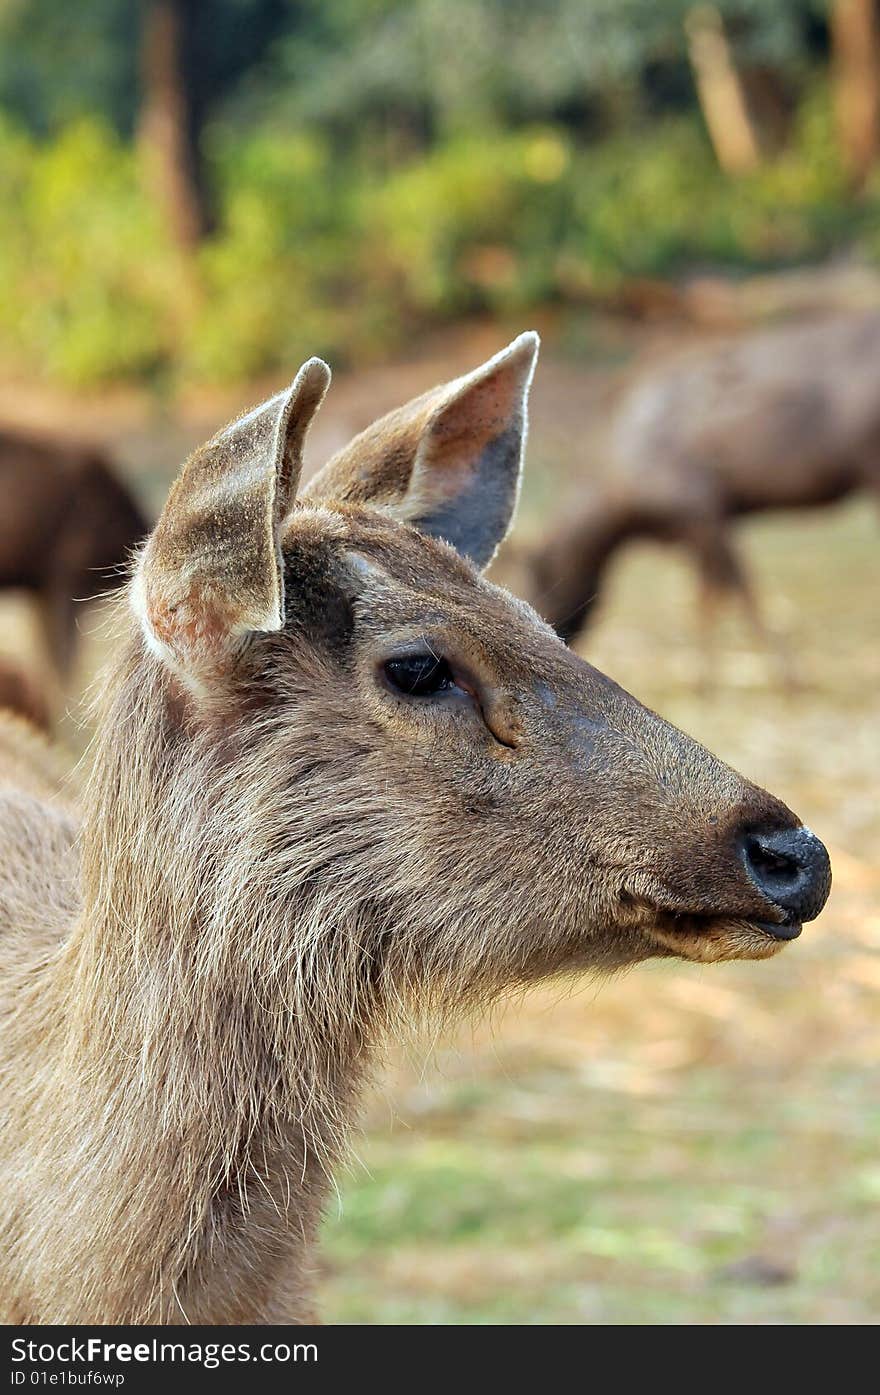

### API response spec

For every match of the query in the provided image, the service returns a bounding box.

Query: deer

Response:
[0,428,148,682]
[0,334,831,1324]
[0,660,49,732]
[516,311,880,674]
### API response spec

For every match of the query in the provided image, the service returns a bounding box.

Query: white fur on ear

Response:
[134,356,331,677]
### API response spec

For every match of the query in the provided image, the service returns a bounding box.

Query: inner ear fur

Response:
[303,332,539,568]
[135,356,330,673]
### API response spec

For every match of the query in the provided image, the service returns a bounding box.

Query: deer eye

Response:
[383,652,456,697]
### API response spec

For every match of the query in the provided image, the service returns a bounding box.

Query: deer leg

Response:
[36,581,78,683]
[723,545,803,693]
[691,527,800,693]
[695,564,723,695]
[686,520,744,693]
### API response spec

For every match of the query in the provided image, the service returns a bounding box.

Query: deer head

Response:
[130,334,830,1009]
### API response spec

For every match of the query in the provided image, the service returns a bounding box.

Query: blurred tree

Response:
[686,6,762,172]
[0,0,298,250]
[139,0,211,250]
[0,0,295,138]
[258,0,816,151]
[831,0,880,188]
[0,0,827,165]
[2,0,877,392]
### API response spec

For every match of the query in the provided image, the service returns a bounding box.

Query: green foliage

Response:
[0,0,138,137]
[361,129,575,316]
[184,128,358,381]
[0,0,291,139]
[0,1,823,143]
[0,117,172,385]
[560,87,852,284]
[0,84,874,390]
[266,0,820,139]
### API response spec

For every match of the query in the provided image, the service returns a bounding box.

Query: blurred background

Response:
[0,0,878,1322]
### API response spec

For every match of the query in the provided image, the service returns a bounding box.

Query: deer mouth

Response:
[645,910,802,963]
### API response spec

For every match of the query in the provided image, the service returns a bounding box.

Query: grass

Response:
[321,1057,880,1323]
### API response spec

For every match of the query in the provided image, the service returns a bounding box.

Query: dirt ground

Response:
[1,316,877,1324]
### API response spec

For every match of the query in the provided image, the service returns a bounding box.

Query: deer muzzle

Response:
[737,825,832,935]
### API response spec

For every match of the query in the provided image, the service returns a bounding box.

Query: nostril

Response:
[743,835,801,887]
[739,825,832,923]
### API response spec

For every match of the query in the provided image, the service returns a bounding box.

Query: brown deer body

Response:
[0,338,830,1323]
[0,429,148,676]
[0,660,49,731]
[521,312,880,651]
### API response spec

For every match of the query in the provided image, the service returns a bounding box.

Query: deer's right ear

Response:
[303,332,538,569]
[132,357,330,681]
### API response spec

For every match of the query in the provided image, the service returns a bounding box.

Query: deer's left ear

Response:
[304,332,539,569]
[133,357,330,678]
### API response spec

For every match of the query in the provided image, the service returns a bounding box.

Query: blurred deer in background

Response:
[0,429,148,682]
[0,659,49,732]
[518,312,880,680]
[0,336,830,1323]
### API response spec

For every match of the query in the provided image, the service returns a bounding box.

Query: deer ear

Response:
[303,332,539,568]
[134,357,330,676]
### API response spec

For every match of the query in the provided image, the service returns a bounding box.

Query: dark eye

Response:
[383,652,456,697]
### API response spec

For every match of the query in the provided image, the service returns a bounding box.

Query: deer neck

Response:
[38,647,376,1322]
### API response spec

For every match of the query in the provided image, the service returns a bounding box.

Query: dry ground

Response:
[1,318,877,1323]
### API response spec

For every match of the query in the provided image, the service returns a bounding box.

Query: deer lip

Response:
[656,910,802,941]
[750,918,802,941]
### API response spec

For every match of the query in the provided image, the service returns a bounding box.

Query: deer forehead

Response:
[284,503,561,665]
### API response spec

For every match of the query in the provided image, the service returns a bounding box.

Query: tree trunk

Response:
[832,0,880,190]
[686,5,762,175]
[139,0,211,253]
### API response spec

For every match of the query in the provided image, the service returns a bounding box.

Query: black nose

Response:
[739,826,831,923]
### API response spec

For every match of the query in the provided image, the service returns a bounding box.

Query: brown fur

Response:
[0,336,829,1323]
[0,428,148,677]
[0,661,50,732]
[519,312,880,652]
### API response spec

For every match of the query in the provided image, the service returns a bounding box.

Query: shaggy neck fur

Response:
[5,614,581,1324]
[6,638,408,1324]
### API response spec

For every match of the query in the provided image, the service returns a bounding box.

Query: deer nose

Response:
[739,826,831,923]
